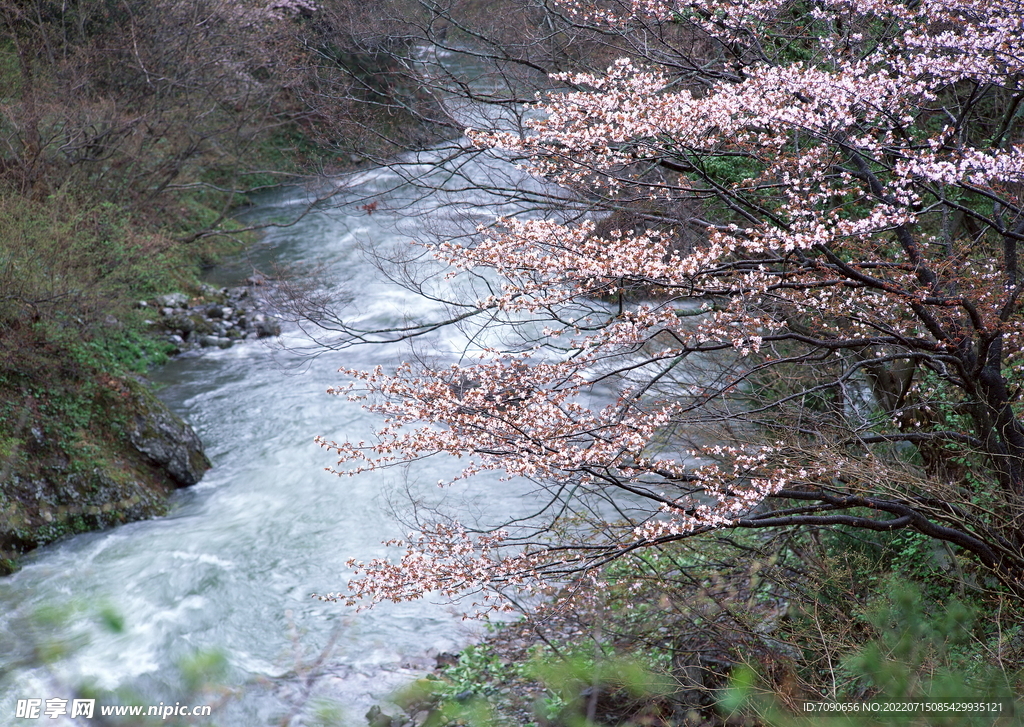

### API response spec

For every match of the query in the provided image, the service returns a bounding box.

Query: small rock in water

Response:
[434,652,459,668]
[199,336,232,349]
[255,316,281,338]
[364,705,396,727]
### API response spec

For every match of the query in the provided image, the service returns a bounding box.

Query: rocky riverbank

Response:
[0,282,285,574]
[0,376,211,573]
[143,279,283,354]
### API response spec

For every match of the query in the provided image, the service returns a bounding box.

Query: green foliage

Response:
[97,606,126,635]
[304,699,346,727]
[0,40,21,95]
[396,645,509,725]
[698,154,763,187]
[531,652,673,726]
[178,650,229,694]
[398,527,1023,726]
[236,127,338,189]
[724,581,1022,726]
[440,644,518,701]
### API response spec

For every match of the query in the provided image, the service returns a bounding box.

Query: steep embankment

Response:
[0,190,219,572]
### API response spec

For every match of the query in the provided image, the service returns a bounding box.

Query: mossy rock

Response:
[123,379,210,487]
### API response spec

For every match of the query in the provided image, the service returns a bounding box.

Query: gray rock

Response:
[160,307,174,317]
[365,706,396,727]
[200,336,232,348]
[167,334,186,348]
[155,293,189,308]
[128,392,210,486]
[255,316,281,338]
[166,314,195,334]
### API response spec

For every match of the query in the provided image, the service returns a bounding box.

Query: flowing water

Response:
[0,114,552,725]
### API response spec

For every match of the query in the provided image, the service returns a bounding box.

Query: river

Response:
[0,114,551,724]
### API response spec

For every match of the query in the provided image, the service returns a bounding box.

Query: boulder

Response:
[165,314,195,334]
[128,390,211,486]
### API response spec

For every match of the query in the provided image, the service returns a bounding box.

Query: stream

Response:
[0,87,552,725]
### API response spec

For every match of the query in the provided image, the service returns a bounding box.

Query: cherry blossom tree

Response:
[317,0,1024,607]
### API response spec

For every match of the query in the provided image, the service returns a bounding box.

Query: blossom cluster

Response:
[318,356,684,486]
[327,0,1024,606]
[634,447,831,539]
[317,523,543,610]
